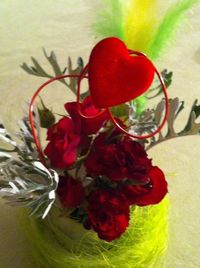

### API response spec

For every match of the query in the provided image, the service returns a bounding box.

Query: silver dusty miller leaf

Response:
[0,121,58,219]
[128,106,157,138]
[132,98,200,150]
[21,49,84,95]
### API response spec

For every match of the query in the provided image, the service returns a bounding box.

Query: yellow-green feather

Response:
[93,0,199,112]
[94,0,199,59]
[123,0,159,53]
[147,0,200,60]
[93,0,124,40]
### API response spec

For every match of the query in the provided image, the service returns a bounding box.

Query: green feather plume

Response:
[93,0,124,40]
[94,0,199,60]
[148,0,200,59]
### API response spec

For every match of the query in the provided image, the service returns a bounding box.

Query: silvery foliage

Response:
[21,49,84,95]
[129,98,200,150]
[0,117,58,219]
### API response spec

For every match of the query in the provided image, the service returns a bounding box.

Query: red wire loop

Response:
[29,50,169,164]
[106,67,168,139]
[76,64,107,119]
[29,74,87,164]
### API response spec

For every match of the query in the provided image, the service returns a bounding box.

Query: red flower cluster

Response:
[65,96,108,135]
[44,117,80,168]
[84,132,168,240]
[85,189,130,241]
[84,165,167,241]
[120,166,167,206]
[44,96,108,169]
[57,176,85,208]
[85,133,152,182]
[44,96,168,242]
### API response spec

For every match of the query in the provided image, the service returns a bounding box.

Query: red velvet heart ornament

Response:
[88,37,155,108]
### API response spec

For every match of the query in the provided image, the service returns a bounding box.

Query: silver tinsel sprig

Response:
[0,120,58,219]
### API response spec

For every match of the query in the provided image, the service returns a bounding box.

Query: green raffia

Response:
[19,197,169,268]
[147,0,199,60]
[93,0,124,40]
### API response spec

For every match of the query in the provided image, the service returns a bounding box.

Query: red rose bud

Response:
[44,117,80,169]
[37,97,55,129]
[120,166,168,206]
[86,189,130,242]
[85,133,152,182]
[65,96,108,135]
[57,176,85,208]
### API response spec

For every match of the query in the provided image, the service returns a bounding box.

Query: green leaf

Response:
[21,62,41,76]
[69,207,87,223]
[146,69,173,99]
[183,99,200,133]
[77,57,84,69]
[111,103,129,118]
[43,49,64,77]
[37,97,56,129]
[31,57,52,77]
[132,95,147,116]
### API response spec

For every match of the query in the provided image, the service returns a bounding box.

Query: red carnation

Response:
[44,117,80,169]
[86,189,130,241]
[65,96,108,135]
[85,133,152,183]
[57,176,85,208]
[120,166,168,206]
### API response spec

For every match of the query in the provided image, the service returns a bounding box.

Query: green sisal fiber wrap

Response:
[20,197,169,268]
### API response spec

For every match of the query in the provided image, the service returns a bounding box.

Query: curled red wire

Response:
[106,67,168,139]
[76,64,107,119]
[29,74,87,164]
[76,50,169,140]
[29,51,168,164]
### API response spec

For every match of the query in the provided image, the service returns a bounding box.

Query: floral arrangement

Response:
[1,37,199,243]
[0,1,199,267]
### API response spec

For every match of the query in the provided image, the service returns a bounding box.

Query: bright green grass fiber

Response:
[20,197,169,268]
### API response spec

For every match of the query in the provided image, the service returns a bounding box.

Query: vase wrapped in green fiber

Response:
[21,197,169,268]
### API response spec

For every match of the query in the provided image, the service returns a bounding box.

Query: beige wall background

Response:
[0,1,200,267]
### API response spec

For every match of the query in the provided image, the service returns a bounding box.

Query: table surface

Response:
[0,1,200,267]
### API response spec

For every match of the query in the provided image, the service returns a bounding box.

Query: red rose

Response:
[57,176,85,208]
[120,166,168,206]
[44,117,80,169]
[86,189,130,241]
[65,96,108,135]
[85,133,152,182]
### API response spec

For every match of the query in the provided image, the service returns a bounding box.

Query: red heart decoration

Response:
[88,37,155,108]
